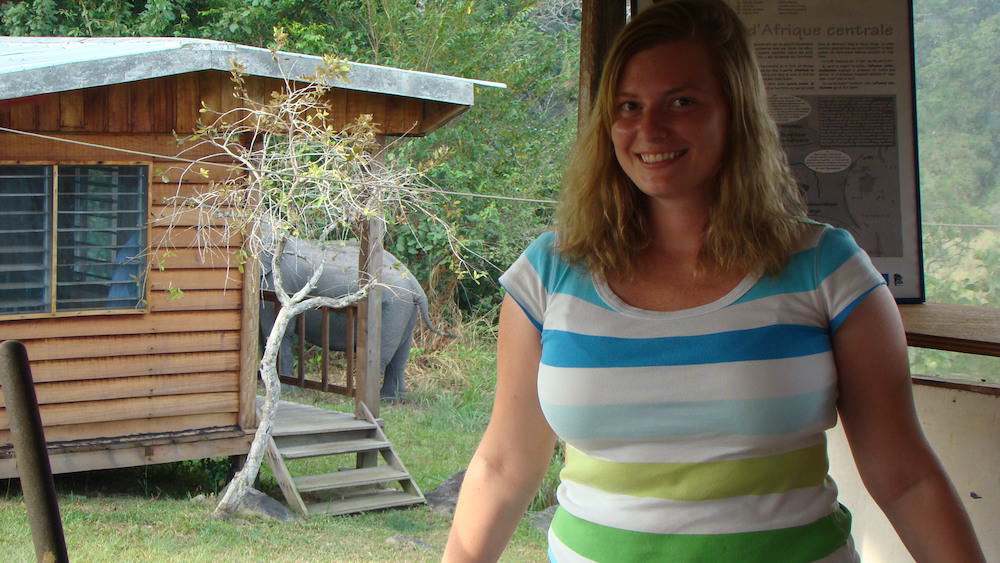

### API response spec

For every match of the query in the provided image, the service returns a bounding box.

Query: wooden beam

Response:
[0,432,252,479]
[27,351,240,383]
[578,0,627,128]
[15,332,240,361]
[0,392,239,428]
[356,216,385,421]
[899,303,1000,357]
[0,310,240,340]
[912,375,1000,396]
[0,412,237,446]
[239,223,262,431]
[147,268,242,291]
[0,373,238,406]
[149,289,242,312]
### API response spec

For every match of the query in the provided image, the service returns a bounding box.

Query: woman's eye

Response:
[617,101,640,113]
[671,97,695,108]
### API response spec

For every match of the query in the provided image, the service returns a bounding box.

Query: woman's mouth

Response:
[639,149,686,163]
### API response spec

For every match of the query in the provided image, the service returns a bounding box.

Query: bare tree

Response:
[157,49,459,518]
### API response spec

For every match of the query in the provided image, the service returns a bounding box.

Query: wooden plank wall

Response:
[0,71,428,136]
[0,131,251,461]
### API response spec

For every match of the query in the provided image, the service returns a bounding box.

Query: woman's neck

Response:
[643,196,710,265]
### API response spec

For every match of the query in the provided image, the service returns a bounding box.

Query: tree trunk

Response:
[212,289,367,518]
[212,298,293,518]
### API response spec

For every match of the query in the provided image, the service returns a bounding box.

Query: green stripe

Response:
[551,505,852,562]
[562,444,828,501]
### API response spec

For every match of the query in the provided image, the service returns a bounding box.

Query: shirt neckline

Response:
[593,272,761,320]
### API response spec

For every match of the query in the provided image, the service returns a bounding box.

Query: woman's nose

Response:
[638,106,669,139]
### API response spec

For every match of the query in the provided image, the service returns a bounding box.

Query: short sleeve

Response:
[498,232,557,331]
[814,227,887,332]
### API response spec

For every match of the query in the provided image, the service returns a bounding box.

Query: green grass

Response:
[0,334,552,562]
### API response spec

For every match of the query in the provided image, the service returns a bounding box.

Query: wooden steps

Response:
[306,489,424,517]
[258,398,425,517]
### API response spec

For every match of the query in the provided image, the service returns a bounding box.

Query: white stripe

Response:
[548,525,599,563]
[556,480,840,535]
[500,254,547,323]
[544,289,825,337]
[537,353,837,406]
[568,431,829,463]
[822,254,883,319]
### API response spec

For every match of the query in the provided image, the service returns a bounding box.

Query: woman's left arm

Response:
[834,286,984,562]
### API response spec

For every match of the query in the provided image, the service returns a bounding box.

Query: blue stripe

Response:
[733,246,817,304]
[830,284,883,332]
[733,227,862,306]
[817,228,862,281]
[541,386,836,439]
[524,232,614,311]
[540,324,830,368]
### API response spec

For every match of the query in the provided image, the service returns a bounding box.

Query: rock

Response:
[527,504,558,535]
[230,487,300,521]
[190,494,206,503]
[425,469,465,515]
[385,534,433,551]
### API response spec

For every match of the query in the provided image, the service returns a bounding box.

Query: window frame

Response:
[0,160,152,320]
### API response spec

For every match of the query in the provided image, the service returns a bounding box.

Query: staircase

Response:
[259,398,425,517]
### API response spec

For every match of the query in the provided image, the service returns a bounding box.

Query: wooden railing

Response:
[260,290,358,396]
[900,302,1000,394]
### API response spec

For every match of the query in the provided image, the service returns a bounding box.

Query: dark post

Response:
[0,340,68,563]
[578,0,628,129]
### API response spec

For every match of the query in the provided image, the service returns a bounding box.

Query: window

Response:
[910,0,998,382]
[0,164,148,315]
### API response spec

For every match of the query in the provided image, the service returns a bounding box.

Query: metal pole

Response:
[0,340,69,563]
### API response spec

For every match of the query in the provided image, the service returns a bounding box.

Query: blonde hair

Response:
[556,0,806,278]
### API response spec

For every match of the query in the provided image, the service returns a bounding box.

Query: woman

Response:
[443,1,984,561]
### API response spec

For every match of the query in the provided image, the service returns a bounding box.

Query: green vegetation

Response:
[910,0,998,381]
[0,331,552,562]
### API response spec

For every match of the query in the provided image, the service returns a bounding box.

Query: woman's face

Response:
[610,40,730,207]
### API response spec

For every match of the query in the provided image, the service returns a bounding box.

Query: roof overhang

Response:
[0,37,503,105]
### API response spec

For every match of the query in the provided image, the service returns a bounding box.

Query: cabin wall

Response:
[829,383,1000,561]
[0,124,256,477]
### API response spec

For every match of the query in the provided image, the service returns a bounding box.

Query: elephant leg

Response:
[380,306,418,400]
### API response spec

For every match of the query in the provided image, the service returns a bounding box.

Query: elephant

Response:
[259,236,451,400]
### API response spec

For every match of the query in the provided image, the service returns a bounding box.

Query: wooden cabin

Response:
[0,37,488,479]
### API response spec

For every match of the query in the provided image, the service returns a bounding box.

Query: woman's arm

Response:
[834,286,984,562]
[443,294,558,562]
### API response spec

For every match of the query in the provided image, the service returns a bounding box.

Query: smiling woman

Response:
[443,1,985,562]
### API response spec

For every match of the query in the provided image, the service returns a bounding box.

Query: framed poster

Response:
[725,0,925,302]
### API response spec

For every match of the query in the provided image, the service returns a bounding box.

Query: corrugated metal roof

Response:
[0,36,503,104]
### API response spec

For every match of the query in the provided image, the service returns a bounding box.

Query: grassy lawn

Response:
[0,332,552,562]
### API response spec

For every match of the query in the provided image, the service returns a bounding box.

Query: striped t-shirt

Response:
[499,224,885,562]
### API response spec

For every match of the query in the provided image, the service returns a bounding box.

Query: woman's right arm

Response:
[443,294,558,562]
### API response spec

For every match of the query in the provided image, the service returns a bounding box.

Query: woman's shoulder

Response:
[792,220,861,255]
[523,230,558,258]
